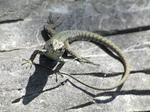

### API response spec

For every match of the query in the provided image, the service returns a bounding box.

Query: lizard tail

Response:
[67,30,130,90]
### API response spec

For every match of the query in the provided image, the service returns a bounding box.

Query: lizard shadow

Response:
[70,68,150,77]
[66,86,150,110]
[22,55,57,105]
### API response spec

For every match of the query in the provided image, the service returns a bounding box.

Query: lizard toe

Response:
[22,59,33,69]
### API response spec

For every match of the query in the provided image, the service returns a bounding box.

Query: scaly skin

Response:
[23,27,130,90]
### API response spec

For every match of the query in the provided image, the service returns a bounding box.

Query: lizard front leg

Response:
[22,49,46,68]
[65,41,99,66]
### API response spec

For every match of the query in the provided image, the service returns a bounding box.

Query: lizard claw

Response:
[22,59,33,69]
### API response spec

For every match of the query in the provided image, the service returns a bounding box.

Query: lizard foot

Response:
[51,70,64,82]
[22,59,33,69]
[75,57,100,66]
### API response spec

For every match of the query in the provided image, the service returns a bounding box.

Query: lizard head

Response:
[43,39,65,61]
[50,39,65,51]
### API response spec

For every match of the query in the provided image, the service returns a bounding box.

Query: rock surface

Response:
[0,0,150,112]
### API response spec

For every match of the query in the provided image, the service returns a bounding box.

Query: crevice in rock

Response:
[0,19,23,24]
[94,25,150,36]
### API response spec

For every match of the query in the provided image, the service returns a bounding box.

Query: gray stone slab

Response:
[0,0,150,112]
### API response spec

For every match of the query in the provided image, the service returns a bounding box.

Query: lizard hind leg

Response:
[65,43,99,66]
[65,41,100,66]
[75,56,100,66]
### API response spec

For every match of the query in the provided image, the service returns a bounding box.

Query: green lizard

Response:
[22,25,130,90]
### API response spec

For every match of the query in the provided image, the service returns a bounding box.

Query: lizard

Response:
[22,25,130,90]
